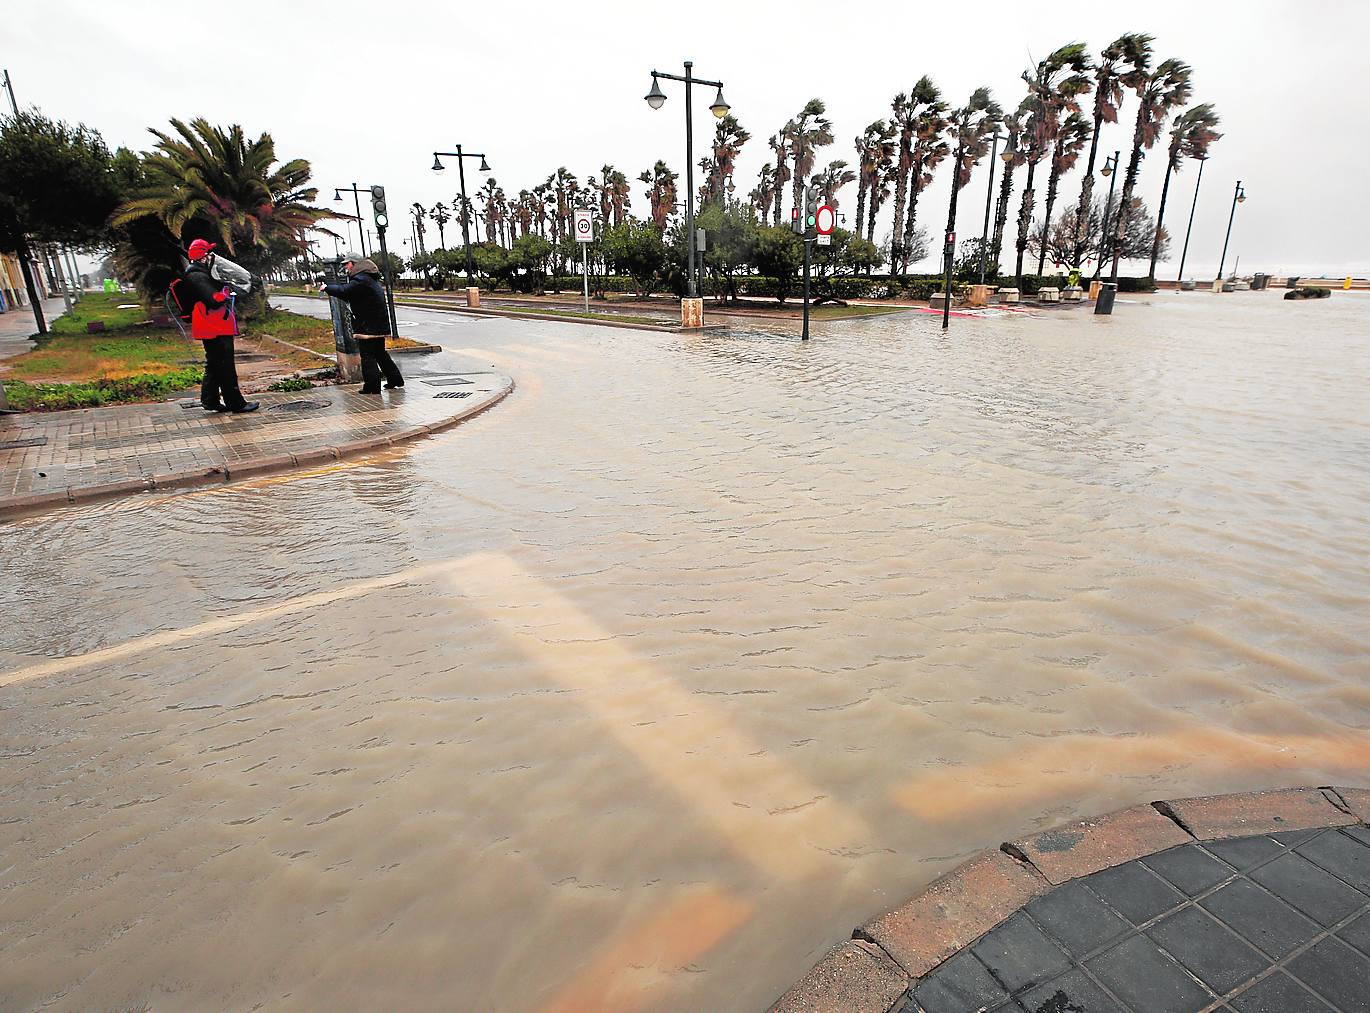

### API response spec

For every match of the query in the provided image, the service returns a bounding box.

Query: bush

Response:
[267,377,313,392]
[7,366,204,411]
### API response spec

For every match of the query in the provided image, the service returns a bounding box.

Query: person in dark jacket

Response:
[182,239,258,413]
[320,255,403,395]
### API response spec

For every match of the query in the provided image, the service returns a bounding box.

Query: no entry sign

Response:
[574,209,593,243]
[815,204,835,235]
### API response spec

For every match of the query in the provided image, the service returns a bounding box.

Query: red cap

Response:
[187,239,216,261]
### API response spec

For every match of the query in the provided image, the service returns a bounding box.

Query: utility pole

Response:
[1176,155,1206,286]
[2,68,17,116]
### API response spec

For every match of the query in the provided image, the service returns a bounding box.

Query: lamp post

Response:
[1093,152,1120,281]
[334,185,369,256]
[1175,154,1207,287]
[1093,152,1121,316]
[644,60,731,316]
[431,146,490,286]
[1216,180,1246,284]
[978,131,1008,285]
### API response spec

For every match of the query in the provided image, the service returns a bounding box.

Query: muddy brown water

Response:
[3,291,1369,1012]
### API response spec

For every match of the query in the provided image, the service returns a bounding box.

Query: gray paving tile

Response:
[1026,880,1131,959]
[1205,835,1286,872]
[1344,826,1370,848]
[1143,845,1236,897]
[1086,933,1214,1013]
[1146,904,1270,995]
[1250,852,1368,927]
[1298,829,1370,894]
[1270,829,1327,849]
[1085,862,1186,926]
[1201,878,1321,959]
[1340,910,1370,958]
[1287,936,1370,1012]
[1020,969,1126,1013]
[912,950,1010,1013]
[970,912,1072,993]
[1228,971,1333,1012]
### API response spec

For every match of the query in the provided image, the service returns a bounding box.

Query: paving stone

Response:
[911,950,1009,1013]
[969,912,1072,994]
[1019,969,1126,1013]
[1200,878,1320,960]
[769,940,908,1013]
[1228,971,1334,1012]
[1269,828,1328,848]
[1084,862,1185,926]
[1329,787,1370,824]
[1297,828,1370,894]
[1085,933,1214,1013]
[1009,804,1192,886]
[1160,789,1357,841]
[861,849,1049,978]
[1250,852,1367,927]
[1345,825,1370,848]
[1340,910,1370,958]
[1205,835,1287,871]
[1025,880,1131,959]
[1146,904,1270,995]
[1287,936,1370,1012]
[1142,845,1236,897]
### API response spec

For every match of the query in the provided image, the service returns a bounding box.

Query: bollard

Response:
[466,286,481,308]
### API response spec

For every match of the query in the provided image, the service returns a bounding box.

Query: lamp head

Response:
[479,157,491,172]
[645,74,666,110]
[431,155,444,172]
[709,86,730,118]
[1101,163,1113,178]
[333,190,342,202]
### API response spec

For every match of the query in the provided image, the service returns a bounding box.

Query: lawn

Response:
[254,305,428,354]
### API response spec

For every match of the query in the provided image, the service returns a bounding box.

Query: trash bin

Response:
[1093,282,1117,315]
[1286,276,1300,289]
[1251,273,1268,290]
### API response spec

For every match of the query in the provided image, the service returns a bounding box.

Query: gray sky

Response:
[8,0,1368,278]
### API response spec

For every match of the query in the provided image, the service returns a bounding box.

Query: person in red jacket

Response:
[182,239,257,413]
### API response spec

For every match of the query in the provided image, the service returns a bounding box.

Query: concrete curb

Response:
[769,785,1370,1013]
[0,377,513,520]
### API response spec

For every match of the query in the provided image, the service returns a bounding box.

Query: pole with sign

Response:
[574,208,594,312]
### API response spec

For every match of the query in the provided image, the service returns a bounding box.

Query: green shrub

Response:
[7,366,204,411]
[267,377,313,392]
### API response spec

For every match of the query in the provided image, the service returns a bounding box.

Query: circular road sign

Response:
[815,204,836,235]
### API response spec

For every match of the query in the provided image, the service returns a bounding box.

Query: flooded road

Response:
[4,291,1370,1012]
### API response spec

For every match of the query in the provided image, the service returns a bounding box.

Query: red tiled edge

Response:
[0,378,513,519]
[770,785,1370,1012]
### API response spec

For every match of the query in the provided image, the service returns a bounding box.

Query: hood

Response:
[346,257,380,277]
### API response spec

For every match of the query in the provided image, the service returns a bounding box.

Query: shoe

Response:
[201,402,229,412]
[232,402,260,414]
[384,381,404,389]
[360,387,381,395]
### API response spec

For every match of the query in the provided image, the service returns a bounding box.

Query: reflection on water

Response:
[3,292,1370,1012]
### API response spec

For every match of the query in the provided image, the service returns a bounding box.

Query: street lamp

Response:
[1217,180,1246,284]
[1175,154,1208,287]
[978,131,1008,284]
[333,184,370,256]
[1094,152,1120,282]
[431,145,491,287]
[643,60,730,313]
[1094,151,1122,316]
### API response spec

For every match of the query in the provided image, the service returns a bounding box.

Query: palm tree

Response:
[112,117,336,280]
[902,86,950,275]
[1148,103,1221,284]
[1035,112,1092,276]
[637,160,678,231]
[941,88,1002,283]
[606,168,631,225]
[888,76,943,274]
[853,123,880,245]
[991,105,1025,268]
[751,162,776,222]
[864,122,896,243]
[813,160,856,211]
[788,99,834,216]
[703,114,750,204]
[410,202,427,254]
[1111,54,1193,278]
[429,202,450,249]
[770,128,792,227]
[1073,33,1152,269]
[477,179,500,244]
[1012,43,1092,286]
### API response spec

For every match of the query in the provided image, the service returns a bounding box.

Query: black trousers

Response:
[356,336,403,394]
[200,335,247,410]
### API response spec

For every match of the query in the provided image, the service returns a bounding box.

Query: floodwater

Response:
[3,291,1370,1012]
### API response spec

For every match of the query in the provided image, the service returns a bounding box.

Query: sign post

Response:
[574,208,594,313]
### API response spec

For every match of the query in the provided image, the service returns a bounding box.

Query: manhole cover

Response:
[0,436,48,450]
[420,376,474,387]
[267,400,328,412]
[434,391,472,399]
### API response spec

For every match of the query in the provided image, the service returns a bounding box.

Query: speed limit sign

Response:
[815,204,835,235]
[574,209,594,243]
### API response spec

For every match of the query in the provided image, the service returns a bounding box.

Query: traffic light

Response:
[805,186,819,229]
[371,185,388,230]
[791,207,801,235]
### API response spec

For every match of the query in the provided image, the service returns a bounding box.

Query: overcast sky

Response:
[7,0,1368,278]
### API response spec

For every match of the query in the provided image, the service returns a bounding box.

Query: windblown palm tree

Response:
[787,99,834,217]
[770,128,792,226]
[853,123,881,246]
[1112,53,1193,277]
[531,183,550,238]
[888,76,944,274]
[112,117,336,278]
[429,202,450,250]
[703,114,750,205]
[941,88,1002,281]
[813,160,856,211]
[1035,111,1092,276]
[606,168,631,225]
[991,105,1025,267]
[863,122,896,243]
[637,160,678,231]
[902,85,950,276]
[410,202,427,254]
[751,162,776,222]
[477,179,500,244]
[1148,102,1221,284]
[1073,33,1152,268]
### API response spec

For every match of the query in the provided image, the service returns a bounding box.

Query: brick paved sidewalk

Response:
[0,365,511,516]
[776,787,1370,1013]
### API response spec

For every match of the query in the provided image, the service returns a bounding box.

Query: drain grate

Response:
[0,436,48,450]
[267,399,329,412]
[434,391,473,399]
[420,376,474,387]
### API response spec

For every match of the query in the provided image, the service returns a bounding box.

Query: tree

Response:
[811,227,885,291]
[887,76,945,275]
[1148,103,1221,285]
[901,79,950,276]
[863,122,896,244]
[429,202,451,249]
[602,219,668,297]
[0,110,122,334]
[942,88,1002,286]
[702,115,750,205]
[637,160,678,231]
[751,162,776,222]
[812,160,856,211]
[1111,45,1192,277]
[991,105,1025,268]
[787,99,834,217]
[696,199,758,303]
[1074,33,1152,268]
[1036,111,1092,275]
[1031,195,1166,270]
[752,225,803,302]
[769,128,792,227]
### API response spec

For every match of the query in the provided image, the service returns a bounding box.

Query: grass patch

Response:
[6,368,204,412]
[45,291,155,335]
[810,304,909,320]
[495,305,667,326]
[267,376,314,392]
[256,304,427,352]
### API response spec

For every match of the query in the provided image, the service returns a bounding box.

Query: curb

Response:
[769,785,1370,1013]
[0,377,513,520]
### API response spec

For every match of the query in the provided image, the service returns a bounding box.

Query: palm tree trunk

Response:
[866,191,878,244]
[1112,117,1147,278]
[1072,117,1103,268]
[855,176,868,245]
[773,147,787,227]
[1148,160,1174,285]
[992,159,1015,265]
[1014,160,1038,287]
[1036,162,1063,277]
[890,157,911,275]
[903,172,923,268]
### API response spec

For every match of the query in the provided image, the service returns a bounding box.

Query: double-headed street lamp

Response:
[1216,180,1246,283]
[431,146,491,285]
[644,60,730,306]
[334,185,369,256]
[1094,152,1121,281]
